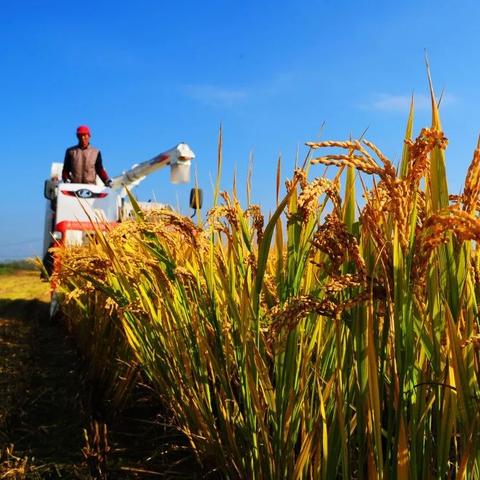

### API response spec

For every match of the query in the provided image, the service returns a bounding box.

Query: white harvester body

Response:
[43,143,196,260]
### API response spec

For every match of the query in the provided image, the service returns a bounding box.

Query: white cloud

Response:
[261,71,299,96]
[363,92,457,113]
[182,84,249,107]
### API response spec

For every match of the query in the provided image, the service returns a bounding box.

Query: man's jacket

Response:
[62,144,110,185]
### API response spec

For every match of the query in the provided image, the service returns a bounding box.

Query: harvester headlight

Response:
[52,231,63,241]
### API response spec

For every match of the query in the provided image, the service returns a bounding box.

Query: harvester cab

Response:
[42,143,202,276]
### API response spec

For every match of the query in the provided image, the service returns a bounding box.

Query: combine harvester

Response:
[42,143,202,315]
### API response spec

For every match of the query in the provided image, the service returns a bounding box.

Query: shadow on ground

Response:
[0,298,88,477]
[0,298,49,321]
[0,299,205,479]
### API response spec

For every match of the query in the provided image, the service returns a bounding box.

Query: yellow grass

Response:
[0,271,50,301]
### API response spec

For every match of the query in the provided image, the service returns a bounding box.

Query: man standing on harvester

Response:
[42,125,112,278]
[62,125,113,187]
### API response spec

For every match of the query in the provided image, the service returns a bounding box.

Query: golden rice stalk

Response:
[311,153,382,176]
[208,204,240,232]
[462,136,480,214]
[297,177,341,221]
[323,273,363,294]
[245,204,264,243]
[285,169,308,192]
[308,139,388,178]
[412,208,480,293]
[404,127,448,186]
[311,213,366,279]
[268,295,338,338]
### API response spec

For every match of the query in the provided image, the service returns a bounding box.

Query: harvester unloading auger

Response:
[42,143,202,315]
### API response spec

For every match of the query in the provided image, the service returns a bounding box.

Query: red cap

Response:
[76,125,91,136]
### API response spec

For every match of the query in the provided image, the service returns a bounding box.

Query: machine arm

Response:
[110,143,195,193]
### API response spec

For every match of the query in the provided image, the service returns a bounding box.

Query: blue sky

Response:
[1,0,480,260]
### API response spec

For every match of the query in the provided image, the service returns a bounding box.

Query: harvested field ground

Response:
[0,270,200,479]
[0,271,87,477]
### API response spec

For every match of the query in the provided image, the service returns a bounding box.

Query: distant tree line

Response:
[0,259,36,274]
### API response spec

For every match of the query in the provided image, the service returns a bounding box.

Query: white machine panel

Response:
[55,183,119,225]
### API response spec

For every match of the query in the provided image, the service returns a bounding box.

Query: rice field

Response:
[54,84,480,479]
